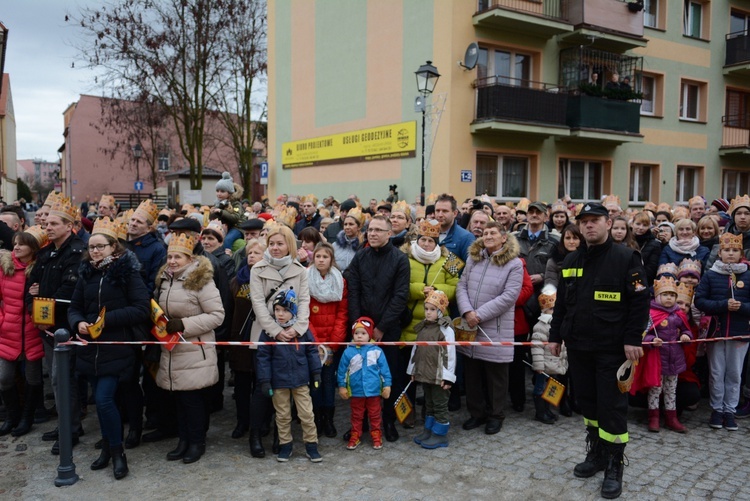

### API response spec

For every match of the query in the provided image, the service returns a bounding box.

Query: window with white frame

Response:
[158,150,170,172]
[723,170,750,199]
[730,10,750,36]
[680,81,701,121]
[477,47,532,87]
[683,0,703,38]
[640,75,655,115]
[476,154,529,199]
[558,159,603,202]
[630,164,655,204]
[676,166,701,202]
[644,0,658,28]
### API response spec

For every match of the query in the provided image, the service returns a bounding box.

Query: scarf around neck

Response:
[411,241,441,265]
[307,265,344,303]
[709,260,749,276]
[668,236,700,256]
[263,249,293,275]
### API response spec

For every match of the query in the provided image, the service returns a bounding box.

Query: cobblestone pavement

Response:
[1,383,749,500]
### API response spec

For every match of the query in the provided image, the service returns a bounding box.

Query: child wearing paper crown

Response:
[406,290,456,449]
[695,231,750,431]
[643,276,693,433]
[530,284,569,425]
[337,317,392,451]
[256,288,323,463]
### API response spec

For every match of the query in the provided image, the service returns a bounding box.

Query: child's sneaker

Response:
[305,442,322,462]
[724,413,739,431]
[371,429,383,450]
[709,410,724,429]
[346,433,361,450]
[736,400,750,419]
[276,442,293,462]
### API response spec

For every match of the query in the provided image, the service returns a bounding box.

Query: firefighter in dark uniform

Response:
[549,202,649,500]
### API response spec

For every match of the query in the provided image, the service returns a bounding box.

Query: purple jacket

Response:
[456,234,523,363]
[644,300,691,376]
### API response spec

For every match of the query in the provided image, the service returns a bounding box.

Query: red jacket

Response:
[514,258,534,337]
[309,279,349,348]
[0,251,43,362]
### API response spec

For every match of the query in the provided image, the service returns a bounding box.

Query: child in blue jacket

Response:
[337,317,392,450]
[256,289,322,463]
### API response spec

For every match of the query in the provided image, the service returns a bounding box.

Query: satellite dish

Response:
[459,43,479,70]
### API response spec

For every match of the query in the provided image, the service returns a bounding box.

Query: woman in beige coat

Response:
[155,233,224,465]
[247,224,310,458]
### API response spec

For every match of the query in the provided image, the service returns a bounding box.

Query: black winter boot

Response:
[573,426,607,478]
[601,443,626,499]
[91,441,111,470]
[0,388,20,436]
[111,445,129,480]
[322,407,337,438]
[533,395,555,425]
[182,442,205,464]
[249,429,265,458]
[12,384,42,437]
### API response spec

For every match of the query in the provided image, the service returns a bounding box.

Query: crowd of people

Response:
[0,176,749,498]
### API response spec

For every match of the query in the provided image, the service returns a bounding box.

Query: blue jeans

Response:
[90,375,122,447]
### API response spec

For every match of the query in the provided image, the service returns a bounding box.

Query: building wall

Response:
[269,0,750,206]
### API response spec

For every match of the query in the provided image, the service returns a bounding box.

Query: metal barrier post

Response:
[53,329,78,487]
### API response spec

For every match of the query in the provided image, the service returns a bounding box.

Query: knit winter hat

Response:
[215,172,235,193]
[273,288,298,318]
[351,316,375,340]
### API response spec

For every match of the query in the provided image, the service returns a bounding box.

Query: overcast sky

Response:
[2,1,102,161]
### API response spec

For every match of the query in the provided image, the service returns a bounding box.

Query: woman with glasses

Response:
[68,218,151,480]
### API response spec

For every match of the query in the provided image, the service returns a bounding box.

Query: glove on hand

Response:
[310,373,321,392]
[260,382,273,398]
[166,318,184,334]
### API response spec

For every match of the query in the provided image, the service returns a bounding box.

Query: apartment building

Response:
[268,0,750,206]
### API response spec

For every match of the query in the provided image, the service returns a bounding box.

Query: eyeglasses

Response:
[367,227,389,233]
[88,243,111,252]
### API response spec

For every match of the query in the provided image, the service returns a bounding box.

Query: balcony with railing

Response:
[471,76,570,137]
[725,31,750,76]
[720,115,750,155]
[473,0,572,38]
[558,0,647,52]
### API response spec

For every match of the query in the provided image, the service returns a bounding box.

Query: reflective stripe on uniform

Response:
[562,268,584,278]
[599,428,628,444]
[583,417,599,428]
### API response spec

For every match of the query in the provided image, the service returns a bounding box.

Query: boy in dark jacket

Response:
[256,289,322,463]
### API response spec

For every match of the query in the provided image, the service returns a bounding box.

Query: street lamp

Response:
[415,61,440,206]
[132,143,143,199]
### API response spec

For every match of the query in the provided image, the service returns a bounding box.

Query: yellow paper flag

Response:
[32,297,56,326]
[542,376,565,407]
[86,307,106,339]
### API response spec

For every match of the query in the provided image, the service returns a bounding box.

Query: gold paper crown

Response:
[415,206,426,219]
[425,290,449,315]
[426,193,438,206]
[677,258,702,278]
[643,202,657,212]
[158,208,173,219]
[134,199,159,224]
[720,232,743,250]
[276,205,297,229]
[418,219,440,238]
[24,225,49,248]
[345,208,365,226]
[654,276,678,296]
[603,194,621,208]
[99,194,115,209]
[168,232,196,255]
[676,282,695,304]
[729,194,750,216]
[688,196,705,208]
[301,194,318,206]
[92,217,122,240]
[672,207,689,221]
[538,292,557,311]
[43,191,62,207]
[657,202,672,213]
[117,209,134,225]
[48,196,77,222]
[550,202,567,215]
[574,203,584,216]
[203,220,225,239]
[516,198,530,213]
[392,200,411,219]
[656,262,679,277]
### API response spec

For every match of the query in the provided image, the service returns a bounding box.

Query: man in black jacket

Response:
[26,201,85,454]
[549,203,648,499]
[347,215,410,442]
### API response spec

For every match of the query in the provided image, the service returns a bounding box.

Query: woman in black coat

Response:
[632,211,661,285]
[68,221,151,480]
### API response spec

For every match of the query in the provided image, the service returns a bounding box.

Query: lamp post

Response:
[415,61,440,207]
[132,143,143,201]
